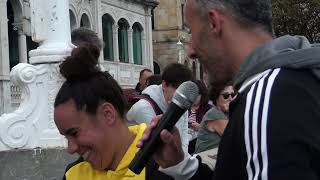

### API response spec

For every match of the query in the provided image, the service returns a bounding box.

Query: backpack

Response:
[124,88,163,115]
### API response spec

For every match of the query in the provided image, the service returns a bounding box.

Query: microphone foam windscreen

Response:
[172,81,199,109]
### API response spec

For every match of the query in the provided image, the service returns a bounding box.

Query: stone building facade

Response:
[152,0,203,78]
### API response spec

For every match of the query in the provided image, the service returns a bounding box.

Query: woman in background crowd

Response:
[195,82,237,154]
[188,80,212,154]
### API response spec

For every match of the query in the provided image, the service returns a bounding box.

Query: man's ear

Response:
[99,102,117,126]
[208,9,223,35]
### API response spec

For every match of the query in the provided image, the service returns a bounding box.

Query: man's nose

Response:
[67,138,78,154]
[186,44,198,59]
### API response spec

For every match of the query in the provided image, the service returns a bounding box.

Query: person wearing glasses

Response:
[187,80,212,154]
[194,83,236,155]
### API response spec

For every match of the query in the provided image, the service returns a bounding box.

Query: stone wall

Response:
[153,0,198,73]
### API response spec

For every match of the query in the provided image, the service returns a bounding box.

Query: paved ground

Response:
[0,148,77,180]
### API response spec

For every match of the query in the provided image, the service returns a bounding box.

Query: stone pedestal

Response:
[0,63,66,151]
[29,0,72,64]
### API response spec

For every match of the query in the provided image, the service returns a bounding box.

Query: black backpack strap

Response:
[140,94,163,115]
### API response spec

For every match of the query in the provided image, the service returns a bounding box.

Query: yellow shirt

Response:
[65,124,147,180]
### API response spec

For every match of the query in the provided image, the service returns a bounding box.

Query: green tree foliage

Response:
[272,0,320,43]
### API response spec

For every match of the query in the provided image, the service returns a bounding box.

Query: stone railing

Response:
[10,83,23,111]
[102,61,150,89]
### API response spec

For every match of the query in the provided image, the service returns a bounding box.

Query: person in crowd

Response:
[71,27,103,51]
[54,44,173,180]
[195,83,236,154]
[187,80,212,154]
[127,63,194,153]
[70,27,105,71]
[145,74,162,87]
[135,69,153,94]
[138,0,320,179]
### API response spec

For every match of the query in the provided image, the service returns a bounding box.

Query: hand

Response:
[191,122,200,131]
[137,115,185,168]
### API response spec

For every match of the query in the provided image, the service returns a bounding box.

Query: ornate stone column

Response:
[128,28,134,64]
[145,8,154,70]
[0,0,11,115]
[29,0,72,64]
[141,32,147,66]
[112,24,119,62]
[13,23,28,63]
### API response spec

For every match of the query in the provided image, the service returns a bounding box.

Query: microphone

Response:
[129,81,199,174]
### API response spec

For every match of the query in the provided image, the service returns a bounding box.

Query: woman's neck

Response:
[109,124,135,171]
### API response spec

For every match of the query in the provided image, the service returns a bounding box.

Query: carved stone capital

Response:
[12,22,24,33]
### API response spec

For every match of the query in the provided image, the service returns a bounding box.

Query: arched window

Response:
[132,23,143,65]
[118,19,129,63]
[102,14,114,61]
[80,13,91,29]
[69,10,77,30]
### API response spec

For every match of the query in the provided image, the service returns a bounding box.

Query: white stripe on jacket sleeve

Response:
[244,68,281,180]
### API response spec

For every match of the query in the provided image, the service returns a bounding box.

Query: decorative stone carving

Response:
[140,17,145,25]
[126,13,134,25]
[110,8,121,20]
[0,115,30,149]
[49,2,58,31]
[74,0,83,6]
[46,64,64,130]
[0,63,67,151]
[30,0,48,41]
[12,22,23,32]
[0,64,45,150]
[29,0,72,64]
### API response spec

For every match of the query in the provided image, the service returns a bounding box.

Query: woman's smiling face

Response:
[54,100,115,170]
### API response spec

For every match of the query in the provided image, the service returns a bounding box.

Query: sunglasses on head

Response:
[221,92,237,99]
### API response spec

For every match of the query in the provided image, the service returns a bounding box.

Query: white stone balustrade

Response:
[10,83,22,111]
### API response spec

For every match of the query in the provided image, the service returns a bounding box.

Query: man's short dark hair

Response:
[139,69,152,79]
[162,63,194,89]
[71,27,103,50]
[146,74,162,86]
[193,0,273,34]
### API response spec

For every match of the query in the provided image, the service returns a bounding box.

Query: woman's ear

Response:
[98,102,117,126]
